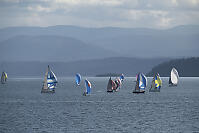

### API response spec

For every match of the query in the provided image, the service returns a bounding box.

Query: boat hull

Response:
[83,92,90,96]
[132,90,145,93]
[41,89,55,93]
[149,88,160,92]
[149,89,160,92]
[169,84,177,87]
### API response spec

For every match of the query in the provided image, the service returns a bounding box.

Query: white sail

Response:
[171,68,179,85]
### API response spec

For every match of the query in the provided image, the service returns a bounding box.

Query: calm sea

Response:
[0,77,199,133]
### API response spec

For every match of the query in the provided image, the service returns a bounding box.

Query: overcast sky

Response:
[0,0,199,29]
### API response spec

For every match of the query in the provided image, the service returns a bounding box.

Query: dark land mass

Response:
[147,57,199,77]
[96,73,122,77]
[0,57,170,77]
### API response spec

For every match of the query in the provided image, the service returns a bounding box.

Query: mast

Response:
[150,74,156,90]
[42,66,49,90]
[135,73,140,91]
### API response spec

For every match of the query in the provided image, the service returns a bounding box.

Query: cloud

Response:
[0,0,199,29]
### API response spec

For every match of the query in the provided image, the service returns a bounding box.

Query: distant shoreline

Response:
[96,73,122,77]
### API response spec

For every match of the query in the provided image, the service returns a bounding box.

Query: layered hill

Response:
[147,57,199,77]
[0,25,198,61]
[0,35,117,62]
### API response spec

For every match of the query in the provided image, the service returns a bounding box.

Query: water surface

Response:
[0,77,199,133]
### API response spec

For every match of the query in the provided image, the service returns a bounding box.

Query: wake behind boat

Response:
[41,65,57,93]
[169,67,179,86]
[133,73,147,93]
[149,73,162,92]
[1,72,8,84]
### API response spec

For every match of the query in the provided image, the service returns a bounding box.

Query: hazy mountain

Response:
[147,57,199,77]
[0,35,118,62]
[0,57,170,77]
[0,25,198,59]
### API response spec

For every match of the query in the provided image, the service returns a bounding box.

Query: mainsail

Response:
[169,68,179,86]
[75,73,81,86]
[114,77,122,90]
[41,65,57,93]
[150,73,162,92]
[107,77,113,92]
[85,79,91,95]
[1,72,8,84]
[133,73,147,93]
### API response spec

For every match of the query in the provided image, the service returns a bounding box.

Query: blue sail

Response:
[75,73,81,86]
[85,79,91,94]
[139,73,147,90]
[120,74,124,81]
[47,66,57,90]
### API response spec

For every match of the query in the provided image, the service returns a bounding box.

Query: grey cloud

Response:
[0,0,199,28]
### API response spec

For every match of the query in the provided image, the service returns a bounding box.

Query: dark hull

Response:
[83,92,90,96]
[149,89,160,92]
[107,90,113,93]
[41,89,55,93]
[169,84,177,87]
[1,81,6,84]
[132,90,145,93]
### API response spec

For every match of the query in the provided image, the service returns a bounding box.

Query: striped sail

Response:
[1,72,7,84]
[170,68,179,85]
[42,65,57,92]
[85,79,91,94]
[115,77,122,90]
[134,73,147,92]
[75,73,81,86]
[139,73,147,90]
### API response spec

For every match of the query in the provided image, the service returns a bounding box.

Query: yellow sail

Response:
[4,72,7,79]
[155,75,162,88]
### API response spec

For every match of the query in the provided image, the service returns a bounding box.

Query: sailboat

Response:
[41,65,58,93]
[149,73,162,92]
[169,67,179,86]
[75,73,81,86]
[133,73,147,93]
[83,79,91,96]
[1,72,8,84]
[107,77,114,92]
[120,74,124,81]
[114,77,122,91]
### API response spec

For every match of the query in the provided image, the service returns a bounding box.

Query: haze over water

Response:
[0,77,199,132]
